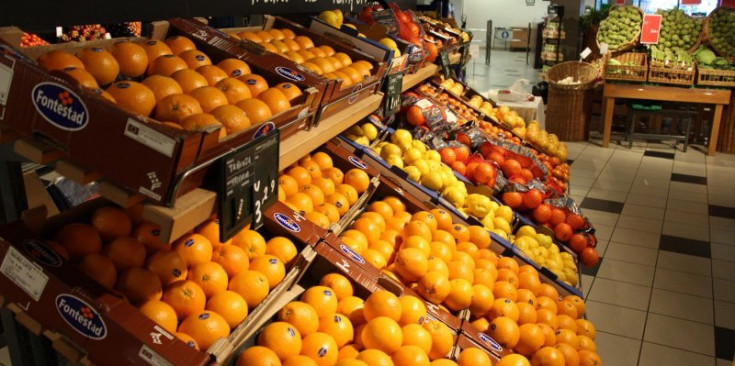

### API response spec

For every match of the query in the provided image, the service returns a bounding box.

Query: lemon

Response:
[442,187,465,207]
[491,229,508,241]
[361,123,379,141]
[516,225,537,238]
[385,155,404,169]
[420,171,443,191]
[481,215,495,230]
[536,233,553,248]
[319,10,342,28]
[425,150,441,162]
[391,129,412,146]
[495,205,514,223]
[411,140,427,153]
[347,125,363,136]
[493,217,511,234]
[426,160,441,172]
[355,136,370,146]
[411,159,429,175]
[378,37,399,50]
[403,166,421,182]
[403,148,422,164]
[380,143,402,159]
[466,194,492,218]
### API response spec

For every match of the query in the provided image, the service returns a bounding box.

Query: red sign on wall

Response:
[681,0,702,4]
[721,0,735,7]
[616,0,625,4]
[640,14,662,44]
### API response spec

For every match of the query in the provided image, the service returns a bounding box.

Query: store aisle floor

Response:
[564,138,735,366]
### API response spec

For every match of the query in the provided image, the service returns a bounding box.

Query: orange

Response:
[155,94,203,122]
[557,315,577,332]
[557,300,579,319]
[363,290,401,322]
[391,345,429,366]
[233,229,266,260]
[173,233,213,267]
[228,270,270,308]
[497,269,519,289]
[352,218,380,245]
[236,346,281,366]
[249,255,285,290]
[531,347,565,366]
[493,280,518,303]
[212,245,249,278]
[432,230,455,248]
[312,177,336,197]
[63,67,99,89]
[287,166,313,186]
[537,284,559,300]
[518,271,542,295]
[38,50,84,71]
[563,295,585,317]
[106,81,156,116]
[333,52,352,66]
[270,40,290,53]
[576,319,596,339]
[110,41,148,78]
[205,291,248,329]
[445,278,473,311]
[275,82,303,102]
[78,254,117,289]
[301,286,338,318]
[142,75,183,103]
[496,354,531,366]
[162,279,206,319]
[283,39,301,52]
[55,223,102,260]
[426,256,450,275]
[188,261,228,298]
[148,54,188,77]
[239,74,269,97]
[238,32,263,43]
[165,36,196,55]
[172,69,209,93]
[536,309,559,331]
[140,40,173,61]
[116,267,163,305]
[457,347,492,366]
[295,36,315,49]
[554,343,579,366]
[77,47,120,85]
[300,184,325,205]
[473,267,497,288]
[475,250,498,265]
[490,297,520,322]
[319,273,354,300]
[284,356,319,366]
[176,331,200,349]
[179,49,212,69]
[381,196,404,214]
[188,86,229,113]
[517,302,538,325]
[326,56,344,70]
[356,349,393,366]
[398,296,426,325]
[343,169,370,193]
[448,261,474,282]
[265,236,298,265]
[236,98,273,125]
[337,297,365,326]
[279,301,320,336]
[339,67,363,84]
[90,206,132,240]
[336,184,359,205]
[361,317,403,354]
[287,192,314,214]
[211,104,251,134]
[448,224,470,243]
[256,30,275,42]
[425,210,450,233]
[471,318,491,333]
[218,58,252,78]
[487,316,520,349]
[555,329,579,349]
[258,88,291,115]
[468,284,494,317]
[197,65,229,86]
[103,237,146,270]
[279,175,300,197]
[215,77,252,104]
[367,201,393,221]
[577,335,596,352]
[147,250,188,285]
[319,313,354,347]
[261,42,280,53]
[536,297,558,313]
[301,332,339,366]
[326,193,350,216]
[342,230,369,251]
[394,247,428,282]
[403,221,432,242]
[302,62,323,75]
[318,45,336,57]
[402,324,432,354]
[360,212,386,232]
[178,311,229,350]
[467,226,491,249]
[258,321,303,360]
[538,323,557,347]
[515,323,544,356]
[268,29,286,41]
[139,299,178,333]
[362,249,387,269]
[422,320,454,360]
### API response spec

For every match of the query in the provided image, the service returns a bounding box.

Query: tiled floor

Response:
[562,138,735,366]
[464,49,541,91]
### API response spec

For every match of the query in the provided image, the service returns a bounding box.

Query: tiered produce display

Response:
[0,4,604,366]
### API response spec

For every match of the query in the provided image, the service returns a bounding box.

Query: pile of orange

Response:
[51,205,300,351]
[236,279,489,366]
[336,197,602,366]
[278,152,371,229]
[36,35,304,138]
[235,28,374,89]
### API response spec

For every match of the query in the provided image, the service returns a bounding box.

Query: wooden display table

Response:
[601,84,732,155]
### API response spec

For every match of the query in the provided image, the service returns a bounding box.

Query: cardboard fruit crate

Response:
[456,328,507,361]
[0,18,327,207]
[0,197,325,365]
[218,15,387,123]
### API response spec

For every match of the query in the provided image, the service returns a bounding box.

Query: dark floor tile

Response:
[715,326,735,360]
[581,257,603,276]
[644,150,675,159]
[580,197,625,213]
[709,205,735,219]
[659,235,711,258]
[671,173,707,185]
[568,159,575,165]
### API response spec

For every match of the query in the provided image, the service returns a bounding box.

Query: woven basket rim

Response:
[596,5,644,54]
[703,7,735,58]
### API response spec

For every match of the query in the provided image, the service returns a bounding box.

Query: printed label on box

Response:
[138,344,174,366]
[0,61,13,106]
[0,247,49,301]
[124,118,176,158]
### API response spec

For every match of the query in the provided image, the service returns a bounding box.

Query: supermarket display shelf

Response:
[403,64,440,92]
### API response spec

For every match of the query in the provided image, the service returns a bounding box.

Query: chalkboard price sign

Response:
[439,50,451,79]
[218,129,280,241]
[382,72,404,116]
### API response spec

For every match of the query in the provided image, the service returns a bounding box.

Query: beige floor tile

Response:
[627,192,668,208]
[610,227,661,249]
[621,203,665,220]
[713,260,735,281]
[715,300,735,329]
[599,258,656,286]
[714,279,735,303]
[663,221,710,241]
[657,251,712,277]
[654,268,713,298]
[643,313,715,356]
[639,342,716,366]
[587,277,651,311]
[712,243,735,263]
[649,288,714,324]
[604,241,658,266]
[595,331,642,366]
[585,300,648,339]
[616,215,663,234]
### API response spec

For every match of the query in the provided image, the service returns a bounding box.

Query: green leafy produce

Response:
[656,8,703,52]
[693,45,716,65]
[709,7,735,57]
[597,6,643,51]
[651,45,694,70]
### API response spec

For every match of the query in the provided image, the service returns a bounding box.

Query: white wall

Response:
[462,0,550,34]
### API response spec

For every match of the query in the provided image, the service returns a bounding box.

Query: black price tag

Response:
[439,50,451,79]
[382,72,404,117]
[218,129,280,242]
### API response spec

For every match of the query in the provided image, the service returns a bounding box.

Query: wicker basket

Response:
[546,87,594,141]
[547,61,599,91]
[697,67,735,87]
[648,64,697,86]
[596,5,643,54]
[604,53,648,82]
[717,94,735,154]
[703,7,735,58]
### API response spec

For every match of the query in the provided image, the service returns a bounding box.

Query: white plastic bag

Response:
[497,79,535,102]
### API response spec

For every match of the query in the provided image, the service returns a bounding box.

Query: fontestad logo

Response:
[275,213,301,232]
[56,294,107,340]
[479,332,503,352]
[348,156,368,169]
[276,66,306,82]
[22,239,62,267]
[340,244,366,264]
[32,82,89,131]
